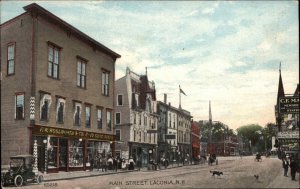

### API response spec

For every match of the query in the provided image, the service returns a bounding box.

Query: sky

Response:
[1,1,299,131]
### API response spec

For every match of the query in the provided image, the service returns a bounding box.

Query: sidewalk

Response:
[43,162,200,182]
[267,170,300,188]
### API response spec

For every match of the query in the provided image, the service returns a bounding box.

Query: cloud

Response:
[1,1,298,130]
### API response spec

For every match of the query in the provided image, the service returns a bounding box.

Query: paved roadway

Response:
[4,156,299,189]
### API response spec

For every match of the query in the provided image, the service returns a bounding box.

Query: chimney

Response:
[164,94,167,104]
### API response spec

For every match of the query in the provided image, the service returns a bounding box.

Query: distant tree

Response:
[236,124,263,152]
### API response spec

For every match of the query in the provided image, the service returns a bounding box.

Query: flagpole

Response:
[179,85,181,109]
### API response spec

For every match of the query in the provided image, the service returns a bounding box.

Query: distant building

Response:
[114,68,158,167]
[1,3,120,172]
[191,121,200,160]
[157,98,178,163]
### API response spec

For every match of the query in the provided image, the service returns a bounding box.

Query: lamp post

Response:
[43,139,48,174]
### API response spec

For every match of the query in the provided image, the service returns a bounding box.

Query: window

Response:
[77,59,86,88]
[117,94,123,106]
[7,43,15,75]
[40,94,51,121]
[107,110,112,130]
[15,93,24,119]
[74,102,81,126]
[115,112,121,124]
[69,139,83,167]
[116,130,121,141]
[102,71,110,96]
[85,106,91,127]
[144,116,147,126]
[139,114,141,125]
[133,114,136,124]
[56,98,65,123]
[97,108,102,129]
[48,43,60,79]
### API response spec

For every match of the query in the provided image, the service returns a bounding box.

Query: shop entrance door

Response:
[59,138,68,171]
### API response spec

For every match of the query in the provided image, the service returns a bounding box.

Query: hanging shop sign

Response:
[279,97,299,114]
[32,125,114,141]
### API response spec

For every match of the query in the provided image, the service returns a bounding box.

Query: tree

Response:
[237,124,263,152]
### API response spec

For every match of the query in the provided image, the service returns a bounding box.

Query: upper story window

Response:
[117,94,123,106]
[102,69,110,96]
[7,43,15,75]
[97,108,102,129]
[48,43,60,79]
[40,93,51,121]
[116,130,121,141]
[106,109,112,130]
[115,112,121,125]
[74,102,82,126]
[77,57,87,88]
[85,105,91,128]
[56,98,65,123]
[15,93,24,120]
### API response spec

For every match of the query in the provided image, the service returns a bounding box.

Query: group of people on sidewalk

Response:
[282,156,298,181]
[94,155,136,172]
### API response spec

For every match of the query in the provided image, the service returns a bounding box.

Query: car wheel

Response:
[14,175,23,187]
[36,175,44,184]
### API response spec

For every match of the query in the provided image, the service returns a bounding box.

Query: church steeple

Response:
[276,62,285,131]
[277,62,285,104]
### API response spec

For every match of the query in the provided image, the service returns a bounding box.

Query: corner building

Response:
[114,68,158,167]
[1,3,121,173]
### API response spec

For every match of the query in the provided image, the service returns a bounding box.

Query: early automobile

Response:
[1,154,43,187]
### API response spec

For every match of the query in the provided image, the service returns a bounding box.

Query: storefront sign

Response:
[32,125,114,141]
[277,131,299,139]
[165,134,176,139]
[279,97,299,114]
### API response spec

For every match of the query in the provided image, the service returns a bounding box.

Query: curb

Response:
[44,170,137,182]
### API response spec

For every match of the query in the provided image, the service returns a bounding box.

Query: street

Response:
[4,156,299,189]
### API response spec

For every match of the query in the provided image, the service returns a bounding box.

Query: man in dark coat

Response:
[289,158,298,180]
[282,158,289,177]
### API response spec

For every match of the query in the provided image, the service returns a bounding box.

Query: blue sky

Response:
[1,1,299,130]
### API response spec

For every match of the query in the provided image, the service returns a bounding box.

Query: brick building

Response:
[114,68,158,167]
[191,121,200,160]
[1,3,120,173]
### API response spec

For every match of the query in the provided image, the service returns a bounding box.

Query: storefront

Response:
[31,125,114,173]
[128,142,157,167]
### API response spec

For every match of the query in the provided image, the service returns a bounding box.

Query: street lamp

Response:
[43,139,47,174]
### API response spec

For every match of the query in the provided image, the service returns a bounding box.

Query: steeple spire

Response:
[277,62,285,104]
[276,62,285,132]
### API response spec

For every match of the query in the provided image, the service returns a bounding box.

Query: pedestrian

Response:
[282,158,289,177]
[101,156,107,172]
[97,154,102,171]
[113,156,118,172]
[128,156,135,170]
[108,156,113,170]
[289,158,298,181]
